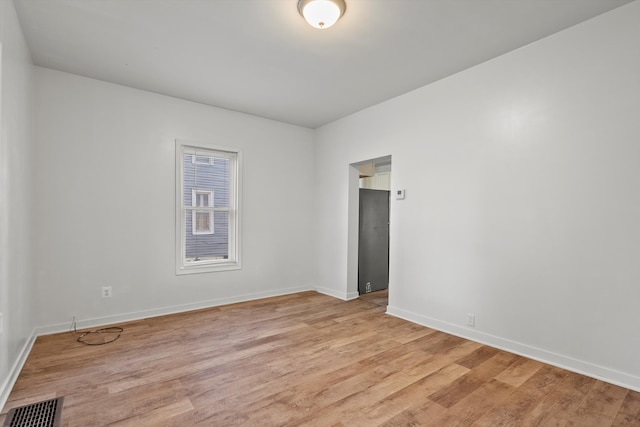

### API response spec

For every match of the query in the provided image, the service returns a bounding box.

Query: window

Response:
[176,140,241,274]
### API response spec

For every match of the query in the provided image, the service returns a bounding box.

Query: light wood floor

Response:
[2,291,639,426]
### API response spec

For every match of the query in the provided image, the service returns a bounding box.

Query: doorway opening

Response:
[349,156,391,306]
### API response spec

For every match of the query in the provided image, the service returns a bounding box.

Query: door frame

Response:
[347,155,392,299]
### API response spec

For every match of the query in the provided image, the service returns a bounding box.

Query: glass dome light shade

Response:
[298,0,346,29]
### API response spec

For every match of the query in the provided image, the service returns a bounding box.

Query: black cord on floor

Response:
[71,317,123,345]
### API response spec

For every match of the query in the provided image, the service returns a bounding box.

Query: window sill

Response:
[176,261,241,275]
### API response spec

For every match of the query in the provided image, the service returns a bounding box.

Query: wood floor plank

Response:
[613,390,640,426]
[428,351,520,408]
[472,364,568,426]
[375,363,472,426]
[290,351,474,426]
[313,363,470,427]
[2,290,638,426]
[566,381,630,426]
[455,345,500,369]
[109,398,194,427]
[494,356,545,388]
[431,379,515,426]
[519,371,596,426]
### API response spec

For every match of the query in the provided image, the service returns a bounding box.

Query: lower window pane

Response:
[185,210,230,263]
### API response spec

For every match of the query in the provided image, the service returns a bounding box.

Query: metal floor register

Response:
[3,397,63,427]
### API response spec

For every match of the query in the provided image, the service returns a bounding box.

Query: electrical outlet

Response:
[102,286,112,298]
[467,313,475,327]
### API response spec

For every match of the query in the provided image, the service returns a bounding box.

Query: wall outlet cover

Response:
[467,313,476,327]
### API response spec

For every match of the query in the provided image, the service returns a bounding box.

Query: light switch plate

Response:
[395,189,406,200]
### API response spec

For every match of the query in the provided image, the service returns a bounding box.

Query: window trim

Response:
[175,140,241,275]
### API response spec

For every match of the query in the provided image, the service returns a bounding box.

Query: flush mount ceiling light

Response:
[298,0,346,29]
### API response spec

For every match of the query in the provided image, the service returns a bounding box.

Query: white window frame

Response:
[176,140,241,274]
[192,189,214,235]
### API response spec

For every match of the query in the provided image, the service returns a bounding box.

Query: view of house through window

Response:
[192,189,214,235]
[176,141,240,274]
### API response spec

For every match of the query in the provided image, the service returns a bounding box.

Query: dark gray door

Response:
[358,189,390,294]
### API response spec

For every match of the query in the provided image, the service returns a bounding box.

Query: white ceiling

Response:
[14,0,633,129]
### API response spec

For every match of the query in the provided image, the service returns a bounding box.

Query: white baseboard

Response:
[36,285,314,336]
[0,330,37,411]
[315,286,359,301]
[345,291,360,300]
[386,305,640,393]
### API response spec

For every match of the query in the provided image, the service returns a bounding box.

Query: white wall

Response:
[314,1,640,390]
[0,0,36,406]
[33,68,315,331]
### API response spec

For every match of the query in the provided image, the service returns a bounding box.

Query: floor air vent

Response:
[3,397,63,427]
